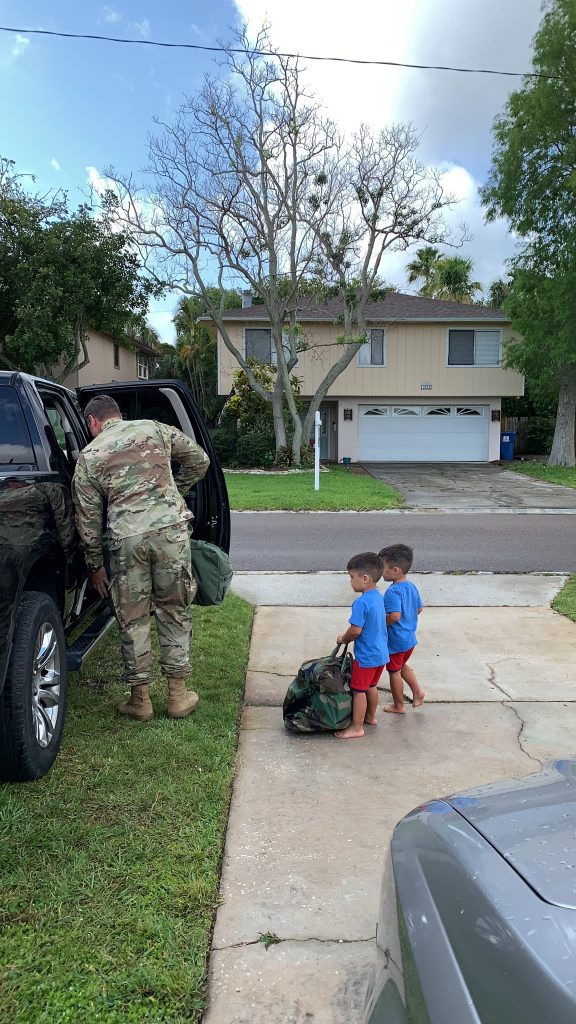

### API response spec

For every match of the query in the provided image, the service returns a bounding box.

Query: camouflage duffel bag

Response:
[283,645,353,733]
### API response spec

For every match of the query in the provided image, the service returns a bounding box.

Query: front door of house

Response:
[320,409,329,459]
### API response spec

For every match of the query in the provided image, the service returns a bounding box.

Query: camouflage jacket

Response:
[72,418,210,568]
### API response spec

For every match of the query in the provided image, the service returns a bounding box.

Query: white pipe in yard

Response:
[314,410,321,491]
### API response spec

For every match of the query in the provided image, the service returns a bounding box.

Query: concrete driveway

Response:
[204,572,576,1024]
[362,462,576,510]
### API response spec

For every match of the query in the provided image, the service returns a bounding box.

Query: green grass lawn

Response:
[552,576,576,622]
[509,461,576,489]
[225,464,403,511]
[0,594,253,1024]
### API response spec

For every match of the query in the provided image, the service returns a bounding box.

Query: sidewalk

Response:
[203,573,576,1024]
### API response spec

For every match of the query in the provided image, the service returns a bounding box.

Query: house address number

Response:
[420,383,433,390]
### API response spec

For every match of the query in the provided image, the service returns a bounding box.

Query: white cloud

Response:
[134,18,151,38]
[86,166,109,194]
[50,157,61,172]
[102,6,122,24]
[232,0,543,291]
[11,34,30,59]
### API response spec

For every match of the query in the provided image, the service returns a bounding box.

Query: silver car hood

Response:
[447,759,576,910]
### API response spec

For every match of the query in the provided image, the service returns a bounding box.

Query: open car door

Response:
[76,379,230,553]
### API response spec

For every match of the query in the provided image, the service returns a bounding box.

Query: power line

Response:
[0,24,564,81]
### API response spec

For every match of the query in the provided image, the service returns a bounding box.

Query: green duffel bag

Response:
[190,539,233,606]
[283,645,353,733]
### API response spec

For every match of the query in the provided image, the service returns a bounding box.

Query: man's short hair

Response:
[84,395,122,423]
[347,551,383,582]
[378,543,413,573]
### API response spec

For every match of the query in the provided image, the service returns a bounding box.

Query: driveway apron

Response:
[203,572,576,1024]
[362,463,576,510]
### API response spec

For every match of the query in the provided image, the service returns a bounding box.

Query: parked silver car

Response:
[364,760,576,1023]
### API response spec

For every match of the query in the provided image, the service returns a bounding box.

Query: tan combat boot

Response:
[118,684,154,722]
[167,677,199,719]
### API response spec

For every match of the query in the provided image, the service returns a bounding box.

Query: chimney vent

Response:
[242,291,253,308]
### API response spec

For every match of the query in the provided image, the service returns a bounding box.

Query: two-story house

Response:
[214,293,524,463]
[60,328,159,389]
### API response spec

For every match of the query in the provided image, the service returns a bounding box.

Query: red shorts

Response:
[350,660,385,692]
[386,647,415,673]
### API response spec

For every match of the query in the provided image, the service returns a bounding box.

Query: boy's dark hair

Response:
[84,395,122,423]
[379,543,414,573]
[347,551,383,582]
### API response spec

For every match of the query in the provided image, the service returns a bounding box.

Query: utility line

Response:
[0,24,565,81]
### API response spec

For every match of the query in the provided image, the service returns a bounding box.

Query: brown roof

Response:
[208,292,507,323]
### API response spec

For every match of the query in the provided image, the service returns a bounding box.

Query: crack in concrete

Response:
[213,935,376,952]
[503,703,543,766]
[487,664,513,700]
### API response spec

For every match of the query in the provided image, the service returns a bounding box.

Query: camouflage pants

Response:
[108,526,197,686]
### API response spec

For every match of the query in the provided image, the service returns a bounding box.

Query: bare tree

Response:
[108,29,459,462]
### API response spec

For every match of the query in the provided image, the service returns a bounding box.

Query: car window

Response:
[40,395,84,469]
[0,388,36,468]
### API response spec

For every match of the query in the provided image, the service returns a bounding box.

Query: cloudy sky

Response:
[1,1,543,341]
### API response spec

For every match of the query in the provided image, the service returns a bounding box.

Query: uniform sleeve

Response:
[160,423,210,496]
[72,455,105,568]
[383,588,402,614]
[349,595,367,628]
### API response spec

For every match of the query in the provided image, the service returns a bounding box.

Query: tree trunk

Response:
[549,363,576,467]
[271,385,287,451]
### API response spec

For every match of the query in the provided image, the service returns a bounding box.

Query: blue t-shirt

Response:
[383,580,423,654]
[349,588,389,667]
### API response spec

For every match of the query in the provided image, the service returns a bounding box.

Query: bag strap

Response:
[330,644,349,660]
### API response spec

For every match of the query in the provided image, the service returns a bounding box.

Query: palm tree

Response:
[433,257,482,303]
[485,278,510,309]
[406,246,441,296]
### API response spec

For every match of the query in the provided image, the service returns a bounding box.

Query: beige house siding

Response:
[217,320,524,398]
[61,329,148,390]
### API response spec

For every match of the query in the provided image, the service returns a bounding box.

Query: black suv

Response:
[0,373,230,782]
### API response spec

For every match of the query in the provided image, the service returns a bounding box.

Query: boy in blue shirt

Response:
[379,543,425,715]
[335,551,388,739]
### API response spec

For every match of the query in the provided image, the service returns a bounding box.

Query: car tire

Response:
[0,592,68,782]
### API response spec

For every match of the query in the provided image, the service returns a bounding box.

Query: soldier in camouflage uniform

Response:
[72,394,210,721]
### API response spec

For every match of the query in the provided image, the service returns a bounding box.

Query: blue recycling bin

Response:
[500,431,516,461]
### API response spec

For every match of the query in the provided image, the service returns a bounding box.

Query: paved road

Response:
[230,511,576,572]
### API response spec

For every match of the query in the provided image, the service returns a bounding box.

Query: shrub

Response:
[520,416,554,455]
[275,444,315,468]
[210,423,238,466]
[236,431,276,468]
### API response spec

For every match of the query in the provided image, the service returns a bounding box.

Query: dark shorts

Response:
[350,660,385,693]
[386,647,415,673]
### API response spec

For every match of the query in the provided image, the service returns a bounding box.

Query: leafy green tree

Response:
[153,288,242,424]
[481,0,576,465]
[485,278,511,309]
[0,158,153,381]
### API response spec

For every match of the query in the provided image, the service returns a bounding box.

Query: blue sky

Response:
[1,1,544,341]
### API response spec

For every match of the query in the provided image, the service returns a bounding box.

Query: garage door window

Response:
[424,406,451,416]
[448,330,501,366]
[363,407,388,416]
[457,406,484,416]
[393,406,421,416]
[358,329,385,367]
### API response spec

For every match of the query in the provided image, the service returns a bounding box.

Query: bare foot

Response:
[335,725,365,739]
[364,716,378,726]
[412,690,426,708]
[383,704,405,715]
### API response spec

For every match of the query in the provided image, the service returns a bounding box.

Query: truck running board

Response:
[66,609,117,671]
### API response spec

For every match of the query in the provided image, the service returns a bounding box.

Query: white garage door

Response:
[357,404,489,462]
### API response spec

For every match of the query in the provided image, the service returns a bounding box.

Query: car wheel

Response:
[0,592,68,782]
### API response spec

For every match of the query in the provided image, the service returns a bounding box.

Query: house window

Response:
[244,328,298,366]
[113,343,120,369]
[358,329,385,367]
[448,329,501,367]
[138,354,149,379]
